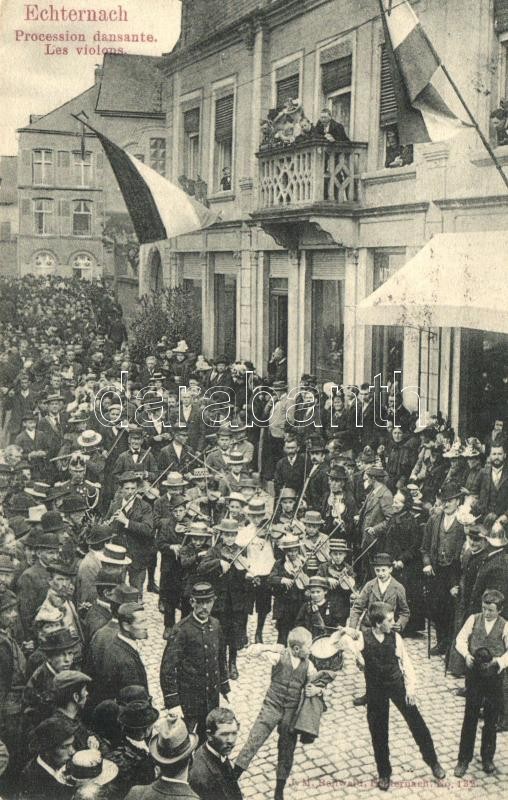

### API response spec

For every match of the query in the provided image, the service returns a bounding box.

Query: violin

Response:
[221,544,251,572]
[328,563,356,592]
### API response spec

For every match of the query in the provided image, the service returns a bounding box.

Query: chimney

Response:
[30,114,43,124]
[95,65,103,84]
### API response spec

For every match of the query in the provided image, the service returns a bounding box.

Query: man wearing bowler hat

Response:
[421,482,466,655]
[75,523,114,606]
[160,582,230,744]
[125,711,199,800]
[108,698,160,796]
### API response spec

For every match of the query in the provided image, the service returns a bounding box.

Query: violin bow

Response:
[288,520,344,587]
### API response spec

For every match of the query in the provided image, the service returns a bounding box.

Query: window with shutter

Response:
[276,74,300,110]
[32,150,53,186]
[214,96,234,142]
[33,198,55,235]
[379,45,397,127]
[321,55,352,96]
[72,200,92,236]
[183,108,201,180]
[184,108,200,134]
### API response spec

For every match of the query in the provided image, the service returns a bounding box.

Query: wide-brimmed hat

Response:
[161,472,188,489]
[188,468,210,482]
[46,394,64,404]
[85,524,112,547]
[216,518,239,534]
[247,497,265,516]
[485,520,508,548]
[34,532,61,550]
[27,503,48,523]
[303,510,323,526]
[68,750,118,786]
[308,576,329,590]
[117,471,142,484]
[187,521,212,537]
[77,430,102,449]
[168,493,187,511]
[461,438,484,458]
[118,699,159,729]
[365,465,387,480]
[95,567,121,588]
[47,559,78,577]
[41,511,66,533]
[105,584,139,606]
[190,581,216,601]
[279,533,301,550]
[100,543,132,566]
[53,670,91,692]
[60,495,88,514]
[372,552,393,567]
[40,627,79,652]
[279,488,297,500]
[224,449,249,465]
[149,712,198,764]
[25,481,51,499]
[439,482,463,501]
[329,538,351,553]
[328,465,348,481]
[172,340,189,354]
[443,441,463,459]
[225,492,247,505]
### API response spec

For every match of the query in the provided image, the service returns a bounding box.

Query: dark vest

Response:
[469,613,506,657]
[363,629,402,688]
[265,649,308,709]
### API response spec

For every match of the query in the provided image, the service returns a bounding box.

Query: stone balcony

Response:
[252,139,368,248]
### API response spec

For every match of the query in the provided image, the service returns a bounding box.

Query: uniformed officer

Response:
[160,581,230,744]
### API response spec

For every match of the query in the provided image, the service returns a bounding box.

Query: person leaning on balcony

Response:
[295,117,315,142]
[315,108,350,143]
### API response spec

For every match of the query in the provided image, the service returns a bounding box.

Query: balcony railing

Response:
[256,139,367,210]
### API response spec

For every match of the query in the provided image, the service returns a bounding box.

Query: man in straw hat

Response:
[160,582,230,744]
[421,482,466,656]
[125,710,199,799]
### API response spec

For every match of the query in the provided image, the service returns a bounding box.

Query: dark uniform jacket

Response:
[160,614,230,718]
[107,495,154,570]
[88,633,149,708]
[189,743,243,800]
[112,448,159,483]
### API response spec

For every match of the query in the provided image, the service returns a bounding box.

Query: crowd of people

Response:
[0,274,507,799]
[259,101,350,149]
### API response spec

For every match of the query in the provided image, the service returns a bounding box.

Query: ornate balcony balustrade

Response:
[256,139,368,211]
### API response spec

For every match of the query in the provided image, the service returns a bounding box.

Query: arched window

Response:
[73,200,92,236]
[32,250,56,274]
[71,252,95,280]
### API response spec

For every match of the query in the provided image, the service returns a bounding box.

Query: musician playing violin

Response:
[269,533,308,645]
[179,521,213,617]
[198,518,252,680]
[321,465,357,544]
[317,539,356,626]
[155,493,189,637]
[242,497,275,644]
[301,510,330,563]
[106,470,154,597]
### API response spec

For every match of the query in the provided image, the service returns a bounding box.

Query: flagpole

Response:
[438,63,508,194]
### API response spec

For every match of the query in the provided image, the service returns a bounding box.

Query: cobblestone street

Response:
[139,590,507,800]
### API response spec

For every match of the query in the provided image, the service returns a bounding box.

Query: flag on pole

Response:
[74,117,219,245]
[379,0,470,144]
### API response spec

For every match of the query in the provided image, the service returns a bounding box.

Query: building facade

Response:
[16,54,170,312]
[135,0,507,434]
[0,156,18,276]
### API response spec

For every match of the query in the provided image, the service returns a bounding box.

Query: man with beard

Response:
[421,482,466,656]
[478,441,508,516]
[190,707,243,800]
[160,582,230,744]
[357,466,393,581]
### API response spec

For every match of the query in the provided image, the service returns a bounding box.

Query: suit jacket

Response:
[113,448,159,483]
[107,494,154,569]
[158,443,197,474]
[18,757,74,800]
[171,404,205,453]
[305,465,329,511]
[17,561,51,637]
[421,510,465,585]
[14,429,51,480]
[358,484,393,548]
[349,576,410,630]
[75,549,103,606]
[83,600,112,644]
[470,547,508,618]
[273,454,307,498]
[478,465,508,516]
[88,633,148,707]
[4,388,37,437]
[126,778,199,800]
[314,118,350,142]
[189,744,243,800]
[37,414,67,458]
